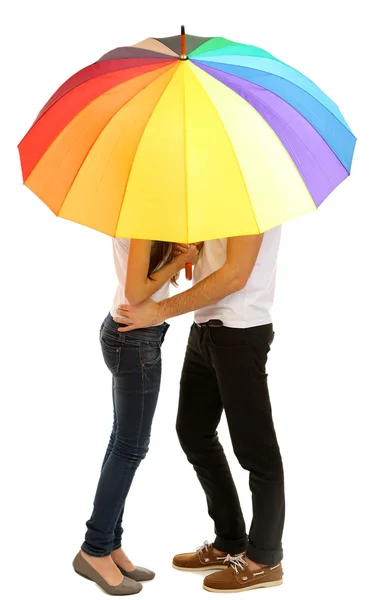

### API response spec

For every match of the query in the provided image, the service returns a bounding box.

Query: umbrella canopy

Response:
[18,28,356,243]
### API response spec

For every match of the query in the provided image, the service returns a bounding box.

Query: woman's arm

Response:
[125,240,198,305]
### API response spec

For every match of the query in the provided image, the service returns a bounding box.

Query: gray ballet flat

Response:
[73,552,142,596]
[117,564,155,582]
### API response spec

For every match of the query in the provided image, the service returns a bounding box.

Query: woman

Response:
[73,238,199,596]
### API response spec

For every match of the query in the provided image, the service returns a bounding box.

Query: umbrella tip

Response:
[180,25,188,60]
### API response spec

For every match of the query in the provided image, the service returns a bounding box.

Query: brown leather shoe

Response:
[203,554,283,592]
[172,541,239,572]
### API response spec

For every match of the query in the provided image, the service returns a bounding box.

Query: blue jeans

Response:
[82,313,169,557]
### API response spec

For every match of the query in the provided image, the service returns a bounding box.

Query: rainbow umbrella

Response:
[18,27,355,243]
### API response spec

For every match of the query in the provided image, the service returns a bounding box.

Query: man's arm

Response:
[116,235,263,331]
[159,234,263,320]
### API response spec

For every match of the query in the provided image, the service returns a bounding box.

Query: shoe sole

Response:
[203,578,283,593]
[172,563,229,572]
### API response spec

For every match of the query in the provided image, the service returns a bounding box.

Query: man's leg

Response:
[176,324,247,554]
[210,324,285,566]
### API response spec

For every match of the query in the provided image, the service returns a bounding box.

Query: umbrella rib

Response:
[113,63,180,238]
[182,65,189,243]
[192,59,354,140]
[31,65,175,189]
[190,65,261,235]
[29,59,175,131]
[205,80,347,195]
[192,60,355,174]
[55,65,177,220]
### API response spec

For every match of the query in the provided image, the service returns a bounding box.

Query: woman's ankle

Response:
[81,549,111,561]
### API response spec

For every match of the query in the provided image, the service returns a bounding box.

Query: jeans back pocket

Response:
[100,333,122,374]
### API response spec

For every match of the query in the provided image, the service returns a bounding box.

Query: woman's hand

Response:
[173,243,190,258]
[173,242,203,256]
[174,244,200,269]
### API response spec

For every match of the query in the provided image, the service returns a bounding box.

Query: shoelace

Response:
[224,553,248,573]
[196,540,212,554]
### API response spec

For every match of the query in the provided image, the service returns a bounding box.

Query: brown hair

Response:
[148,241,179,285]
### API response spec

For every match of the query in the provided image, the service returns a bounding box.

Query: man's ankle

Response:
[212,546,226,556]
[245,556,268,571]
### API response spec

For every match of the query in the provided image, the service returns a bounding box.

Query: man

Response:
[116,230,285,593]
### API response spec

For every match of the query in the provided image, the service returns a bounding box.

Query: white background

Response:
[1,1,380,599]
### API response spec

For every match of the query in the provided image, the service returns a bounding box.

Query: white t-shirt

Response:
[110,239,170,320]
[194,226,282,328]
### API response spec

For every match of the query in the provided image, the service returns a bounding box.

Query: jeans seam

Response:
[136,364,145,458]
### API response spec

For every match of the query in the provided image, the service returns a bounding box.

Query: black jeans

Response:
[82,313,169,557]
[176,323,285,565]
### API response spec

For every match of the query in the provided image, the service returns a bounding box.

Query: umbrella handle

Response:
[185,262,192,280]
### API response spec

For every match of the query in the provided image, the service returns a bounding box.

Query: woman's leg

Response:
[82,345,162,558]
[104,382,138,572]
[98,383,125,552]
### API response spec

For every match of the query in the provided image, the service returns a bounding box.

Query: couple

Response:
[73,230,285,595]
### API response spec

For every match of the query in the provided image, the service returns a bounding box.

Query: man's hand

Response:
[115,299,163,332]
